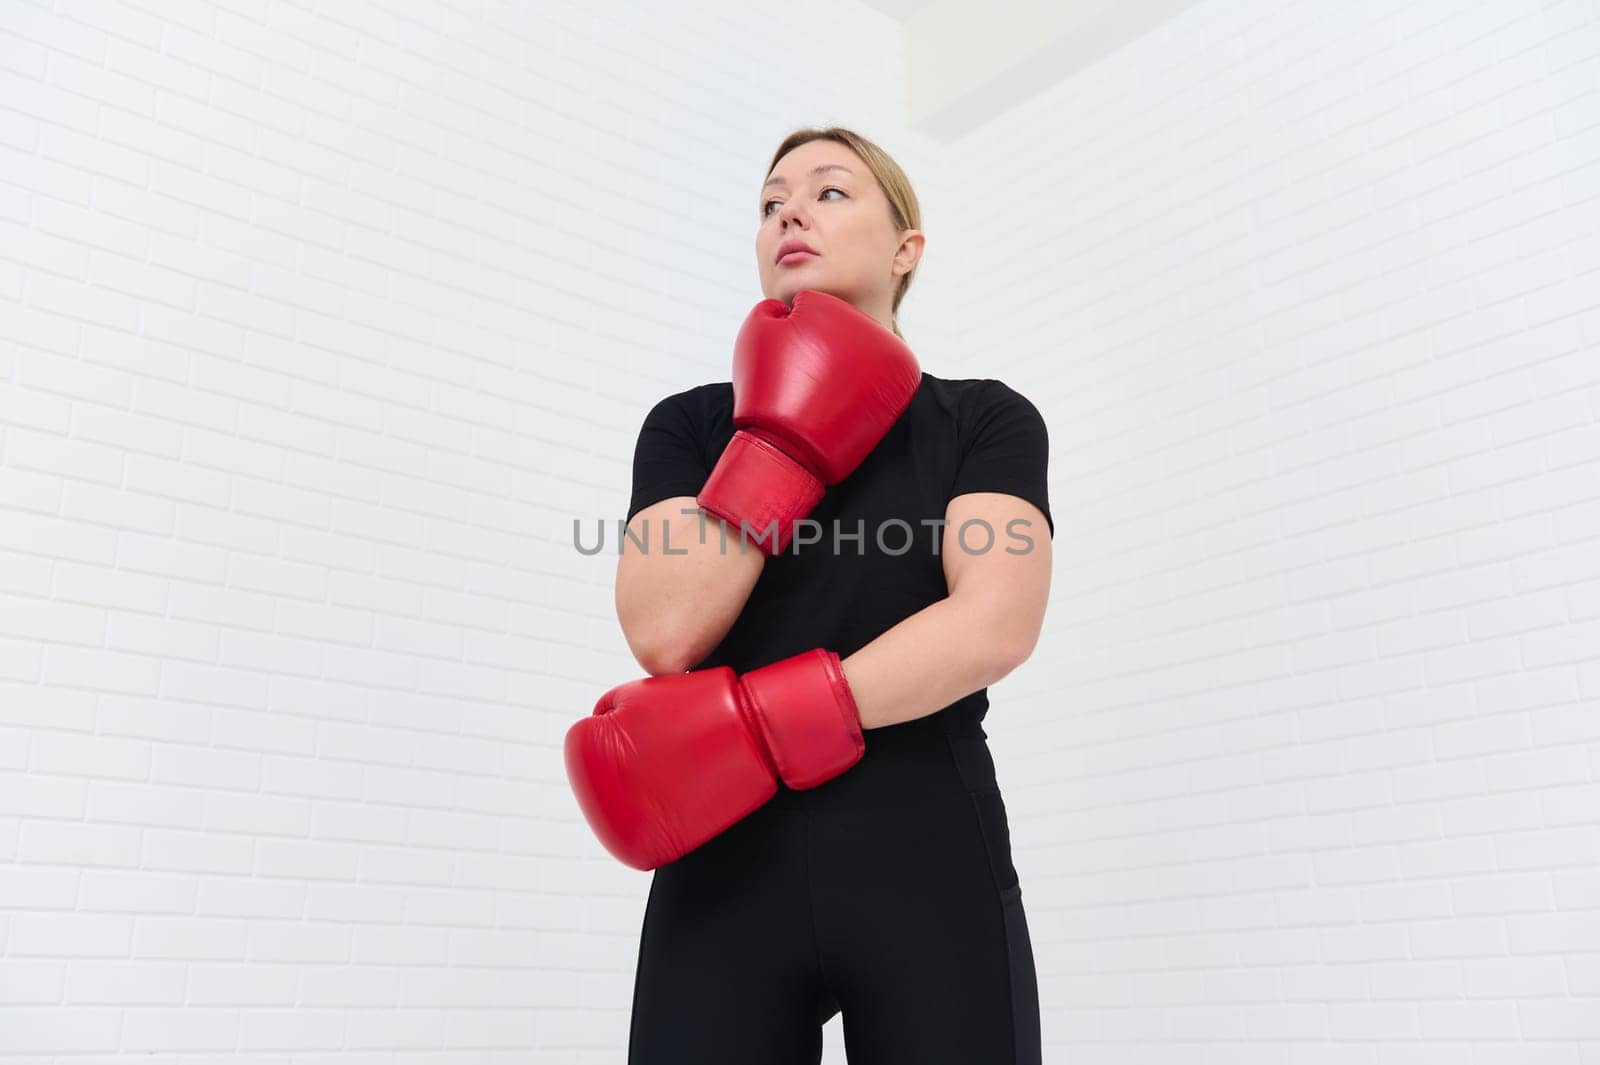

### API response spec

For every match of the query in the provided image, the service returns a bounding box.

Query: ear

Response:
[891,230,925,279]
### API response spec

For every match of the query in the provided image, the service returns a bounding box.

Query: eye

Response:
[760,187,848,218]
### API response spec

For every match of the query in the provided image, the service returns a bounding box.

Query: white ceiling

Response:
[853,0,941,19]
[869,0,1202,140]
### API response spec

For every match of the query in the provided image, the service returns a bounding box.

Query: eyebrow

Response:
[762,164,854,190]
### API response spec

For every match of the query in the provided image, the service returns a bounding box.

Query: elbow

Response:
[982,631,1039,685]
[636,645,694,677]
[627,628,709,677]
[616,576,738,677]
[618,597,702,677]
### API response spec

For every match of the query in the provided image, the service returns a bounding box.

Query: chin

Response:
[793,279,839,300]
[767,277,839,308]
[769,282,805,306]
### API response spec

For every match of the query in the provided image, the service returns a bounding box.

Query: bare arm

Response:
[615,497,766,676]
[840,492,1052,729]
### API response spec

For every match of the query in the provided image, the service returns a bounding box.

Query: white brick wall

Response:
[5,0,1598,1060]
[909,0,1600,1059]
[0,0,919,1059]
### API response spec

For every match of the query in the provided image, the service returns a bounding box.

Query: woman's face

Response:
[755,139,920,320]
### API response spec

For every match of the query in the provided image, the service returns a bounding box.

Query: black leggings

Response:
[626,720,1042,1064]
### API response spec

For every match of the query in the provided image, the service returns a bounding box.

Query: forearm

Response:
[616,503,765,675]
[839,594,1026,730]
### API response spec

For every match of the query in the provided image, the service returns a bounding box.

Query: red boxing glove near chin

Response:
[563,648,865,871]
[698,290,921,556]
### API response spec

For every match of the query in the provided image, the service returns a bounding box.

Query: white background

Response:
[3,0,1598,1060]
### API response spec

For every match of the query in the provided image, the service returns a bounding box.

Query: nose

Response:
[777,197,808,229]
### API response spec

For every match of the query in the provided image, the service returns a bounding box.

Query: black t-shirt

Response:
[625,372,1052,738]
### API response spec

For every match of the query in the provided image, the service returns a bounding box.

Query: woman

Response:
[598,127,1053,1064]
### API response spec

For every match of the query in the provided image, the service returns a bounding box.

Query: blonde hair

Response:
[765,126,922,339]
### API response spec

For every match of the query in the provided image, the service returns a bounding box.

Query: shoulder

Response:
[921,372,1035,403]
[922,374,1045,431]
[653,379,733,409]
[641,380,733,425]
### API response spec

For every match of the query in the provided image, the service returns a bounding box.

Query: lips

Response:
[775,239,817,265]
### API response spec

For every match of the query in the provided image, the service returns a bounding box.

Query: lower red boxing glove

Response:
[564,648,865,871]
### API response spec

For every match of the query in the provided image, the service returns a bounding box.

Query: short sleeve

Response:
[950,380,1054,538]
[626,390,712,524]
